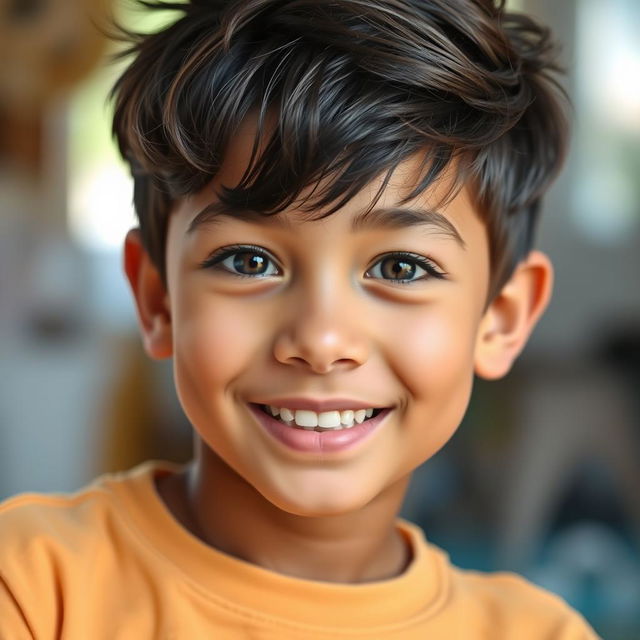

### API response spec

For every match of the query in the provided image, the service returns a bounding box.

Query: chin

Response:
[260,479,378,518]
[270,499,370,519]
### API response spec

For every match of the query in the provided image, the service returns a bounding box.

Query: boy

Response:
[0,0,600,637]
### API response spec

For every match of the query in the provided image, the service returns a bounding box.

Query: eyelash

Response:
[199,245,447,283]
[366,252,447,283]
[199,245,280,278]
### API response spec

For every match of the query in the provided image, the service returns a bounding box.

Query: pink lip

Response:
[249,404,391,454]
[254,397,383,412]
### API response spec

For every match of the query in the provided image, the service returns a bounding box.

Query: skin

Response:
[124,123,553,583]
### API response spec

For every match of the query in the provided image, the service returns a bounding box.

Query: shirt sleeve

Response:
[555,606,602,640]
[0,573,35,640]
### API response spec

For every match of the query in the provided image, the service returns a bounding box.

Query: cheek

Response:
[391,307,477,399]
[171,290,263,398]
[385,302,479,469]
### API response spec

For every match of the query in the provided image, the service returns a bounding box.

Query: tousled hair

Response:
[111,0,569,298]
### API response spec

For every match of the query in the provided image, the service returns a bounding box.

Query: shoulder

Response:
[0,482,114,635]
[449,565,600,639]
[0,462,172,635]
[0,463,158,585]
[399,522,599,638]
[0,479,118,581]
[0,461,169,563]
[0,482,110,526]
[1,470,128,541]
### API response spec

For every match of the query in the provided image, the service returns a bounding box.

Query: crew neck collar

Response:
[103,461,451,632]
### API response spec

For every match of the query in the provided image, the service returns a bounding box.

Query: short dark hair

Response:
[111,0,569,298]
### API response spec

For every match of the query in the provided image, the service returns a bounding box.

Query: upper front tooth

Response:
[317,411,341,428]
[294,410,318,428]
[354,409,366,424]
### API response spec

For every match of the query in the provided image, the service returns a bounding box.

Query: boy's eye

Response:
[365,253,446,283]
[200,245,281,277]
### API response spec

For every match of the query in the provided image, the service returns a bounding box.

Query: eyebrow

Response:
[187,202,466,249]
[351,206,466,248]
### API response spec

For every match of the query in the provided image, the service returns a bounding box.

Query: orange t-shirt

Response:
[0,461,599,639]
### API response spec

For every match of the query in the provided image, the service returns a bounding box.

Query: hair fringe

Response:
[110,0,570,294]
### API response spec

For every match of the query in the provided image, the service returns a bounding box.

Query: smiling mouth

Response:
[256,404,384,432]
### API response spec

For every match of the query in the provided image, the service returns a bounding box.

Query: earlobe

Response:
[123,229,173,360]
[474,250,553,380]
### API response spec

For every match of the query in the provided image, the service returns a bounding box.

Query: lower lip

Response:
[249,405,390,454]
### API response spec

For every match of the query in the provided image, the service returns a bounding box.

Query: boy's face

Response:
[157,130,494,518]
[131,121,551,519]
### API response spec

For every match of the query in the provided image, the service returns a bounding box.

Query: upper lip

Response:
[252,398,387,412]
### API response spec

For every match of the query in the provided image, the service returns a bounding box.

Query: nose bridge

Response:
[302,261,347,321]
[273,262,368,372]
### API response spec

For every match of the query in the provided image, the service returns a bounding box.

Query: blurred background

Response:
[0,0,638,637]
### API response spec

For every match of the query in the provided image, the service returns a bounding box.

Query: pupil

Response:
[383,258,415,280]
[234,252,265,274]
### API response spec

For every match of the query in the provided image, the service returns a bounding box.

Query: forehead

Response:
[169,116,488,256]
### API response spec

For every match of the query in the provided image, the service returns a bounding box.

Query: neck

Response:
[157,444,412,584]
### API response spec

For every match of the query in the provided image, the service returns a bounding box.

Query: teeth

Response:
[317,411,341,428]
[280,407,294,423]
[294,410,318,428]
[265,405,379,429]
[340,410,354,426]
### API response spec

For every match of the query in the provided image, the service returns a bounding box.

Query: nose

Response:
[272,281,369,374]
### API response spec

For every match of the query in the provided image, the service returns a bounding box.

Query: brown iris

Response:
[233,252,268,275]
[379,257,416,280]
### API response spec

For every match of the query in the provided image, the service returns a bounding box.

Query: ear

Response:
[474,250,553,380]
[123,228,173,359]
